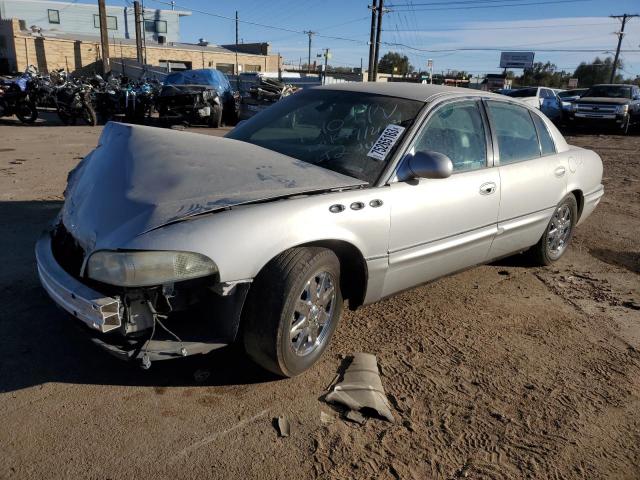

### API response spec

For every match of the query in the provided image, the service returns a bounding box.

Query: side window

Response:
[486,101,541,165]
[531,113,556,156]
[413,101,487,172]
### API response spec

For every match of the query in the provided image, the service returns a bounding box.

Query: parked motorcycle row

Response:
[0,66,162,127]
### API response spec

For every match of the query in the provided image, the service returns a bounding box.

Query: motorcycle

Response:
[0,73,39,123]
[55,79,97,126]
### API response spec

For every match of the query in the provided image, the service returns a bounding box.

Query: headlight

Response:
[570,103,579,112]
[616,104,629,114]
[87,250,218,287]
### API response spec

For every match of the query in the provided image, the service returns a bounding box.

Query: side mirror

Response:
[398,150,453,181]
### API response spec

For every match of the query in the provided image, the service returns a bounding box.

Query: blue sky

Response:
[79,1,640,77]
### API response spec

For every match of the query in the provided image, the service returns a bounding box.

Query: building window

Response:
[244,64,261,72]
[216,63,235,74]
[93,14,117,30]
[145,20,167,33]
[48,9,60,24]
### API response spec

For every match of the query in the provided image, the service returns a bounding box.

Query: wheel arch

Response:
[570,189,584,220]
[302,240,368,310]
[252,240,368,311]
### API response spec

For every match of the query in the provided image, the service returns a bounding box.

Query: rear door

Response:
[384,99,500,297]
[484,100,568,259]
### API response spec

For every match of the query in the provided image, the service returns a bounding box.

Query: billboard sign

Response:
[568,78,579,88]
[499,51,535,69]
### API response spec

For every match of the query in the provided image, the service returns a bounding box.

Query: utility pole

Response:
[322,48,330,85]
[97,0,111,74]
[367,0,378,81]
[235,11,240,88]
[610,14,638,83]
[372,0,386,81]
[304,30,316,73]
[133,1,143,63]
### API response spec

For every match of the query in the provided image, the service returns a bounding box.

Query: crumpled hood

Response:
[575,97,630,105]
[62,122,365,251]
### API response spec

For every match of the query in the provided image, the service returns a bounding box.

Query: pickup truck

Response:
[568,83,640,134]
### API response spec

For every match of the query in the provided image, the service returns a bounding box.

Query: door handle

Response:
[554,166,566,177]
[479,182,496,195]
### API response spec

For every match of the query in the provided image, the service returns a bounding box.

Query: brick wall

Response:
[6,19,280,75]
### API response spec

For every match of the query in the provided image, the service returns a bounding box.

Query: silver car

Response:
[35,83,604,376]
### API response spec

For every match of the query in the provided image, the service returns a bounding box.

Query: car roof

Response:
[590,83,635,87]
[313,82,498,102]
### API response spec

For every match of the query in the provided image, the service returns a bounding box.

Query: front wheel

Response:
[530,194,578,265]
[208,103,222,128]
[16,102,38,124]
[80,103,97,126]
[243,247,343,377]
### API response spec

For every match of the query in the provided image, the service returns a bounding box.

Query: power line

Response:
[381,42,640,53]
[390,0,594,12]
[388,0,581,6]
[383,22,612,32]
[148,0,367,44]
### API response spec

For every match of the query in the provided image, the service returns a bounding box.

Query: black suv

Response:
[569,84,640,134]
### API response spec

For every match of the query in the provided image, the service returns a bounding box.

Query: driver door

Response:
[383,99,500,297]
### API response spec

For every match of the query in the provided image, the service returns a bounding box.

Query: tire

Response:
[16,102,38,124]
[243,247,343,377]
[81,103,97,126]
[621,115,631,135]
[208,104,222,128]
[530,194,578,266]
[56,106,75,125]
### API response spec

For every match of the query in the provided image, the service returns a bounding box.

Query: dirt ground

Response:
[0,114,639,480]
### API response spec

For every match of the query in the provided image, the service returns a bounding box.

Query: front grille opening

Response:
[51,223,85,278]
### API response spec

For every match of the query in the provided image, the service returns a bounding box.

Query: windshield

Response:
[227,90,424,183]
[165,70,220,87]
[505,88,538,98]
[584,85,632,99]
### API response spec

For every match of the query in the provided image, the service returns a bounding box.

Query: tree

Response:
[514,62,570,88]
[573,57,623,87]
[378,52,413,75]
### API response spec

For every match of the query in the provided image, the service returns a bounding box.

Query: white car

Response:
[503,87,562,122]
[36,83,604,376]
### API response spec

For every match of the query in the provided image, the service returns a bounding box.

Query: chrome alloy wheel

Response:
[290,271,336,356]
[547,204,572,256]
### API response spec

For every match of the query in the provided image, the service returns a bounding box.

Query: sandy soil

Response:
[0,115,638,479]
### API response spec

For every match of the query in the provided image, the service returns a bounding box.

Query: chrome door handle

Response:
[554,166,566,177]
[479,182,496,195]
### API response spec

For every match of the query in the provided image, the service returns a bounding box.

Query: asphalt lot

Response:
[0,114,639,479]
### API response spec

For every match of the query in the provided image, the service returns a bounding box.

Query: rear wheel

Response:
[530,194,577,265]
[243,247,343,377]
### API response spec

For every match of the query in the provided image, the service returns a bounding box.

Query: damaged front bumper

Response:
[35,233,249,364]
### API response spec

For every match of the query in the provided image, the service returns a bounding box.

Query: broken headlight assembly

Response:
[86,250,218,287]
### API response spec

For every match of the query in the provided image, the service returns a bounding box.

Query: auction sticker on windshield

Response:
[367,124,406,161]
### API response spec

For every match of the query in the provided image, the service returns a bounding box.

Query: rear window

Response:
[505,88,538,98]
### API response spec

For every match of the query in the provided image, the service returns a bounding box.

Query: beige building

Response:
[0,18,281,75]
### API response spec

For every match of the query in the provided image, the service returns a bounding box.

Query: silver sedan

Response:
[35,83,604,376]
